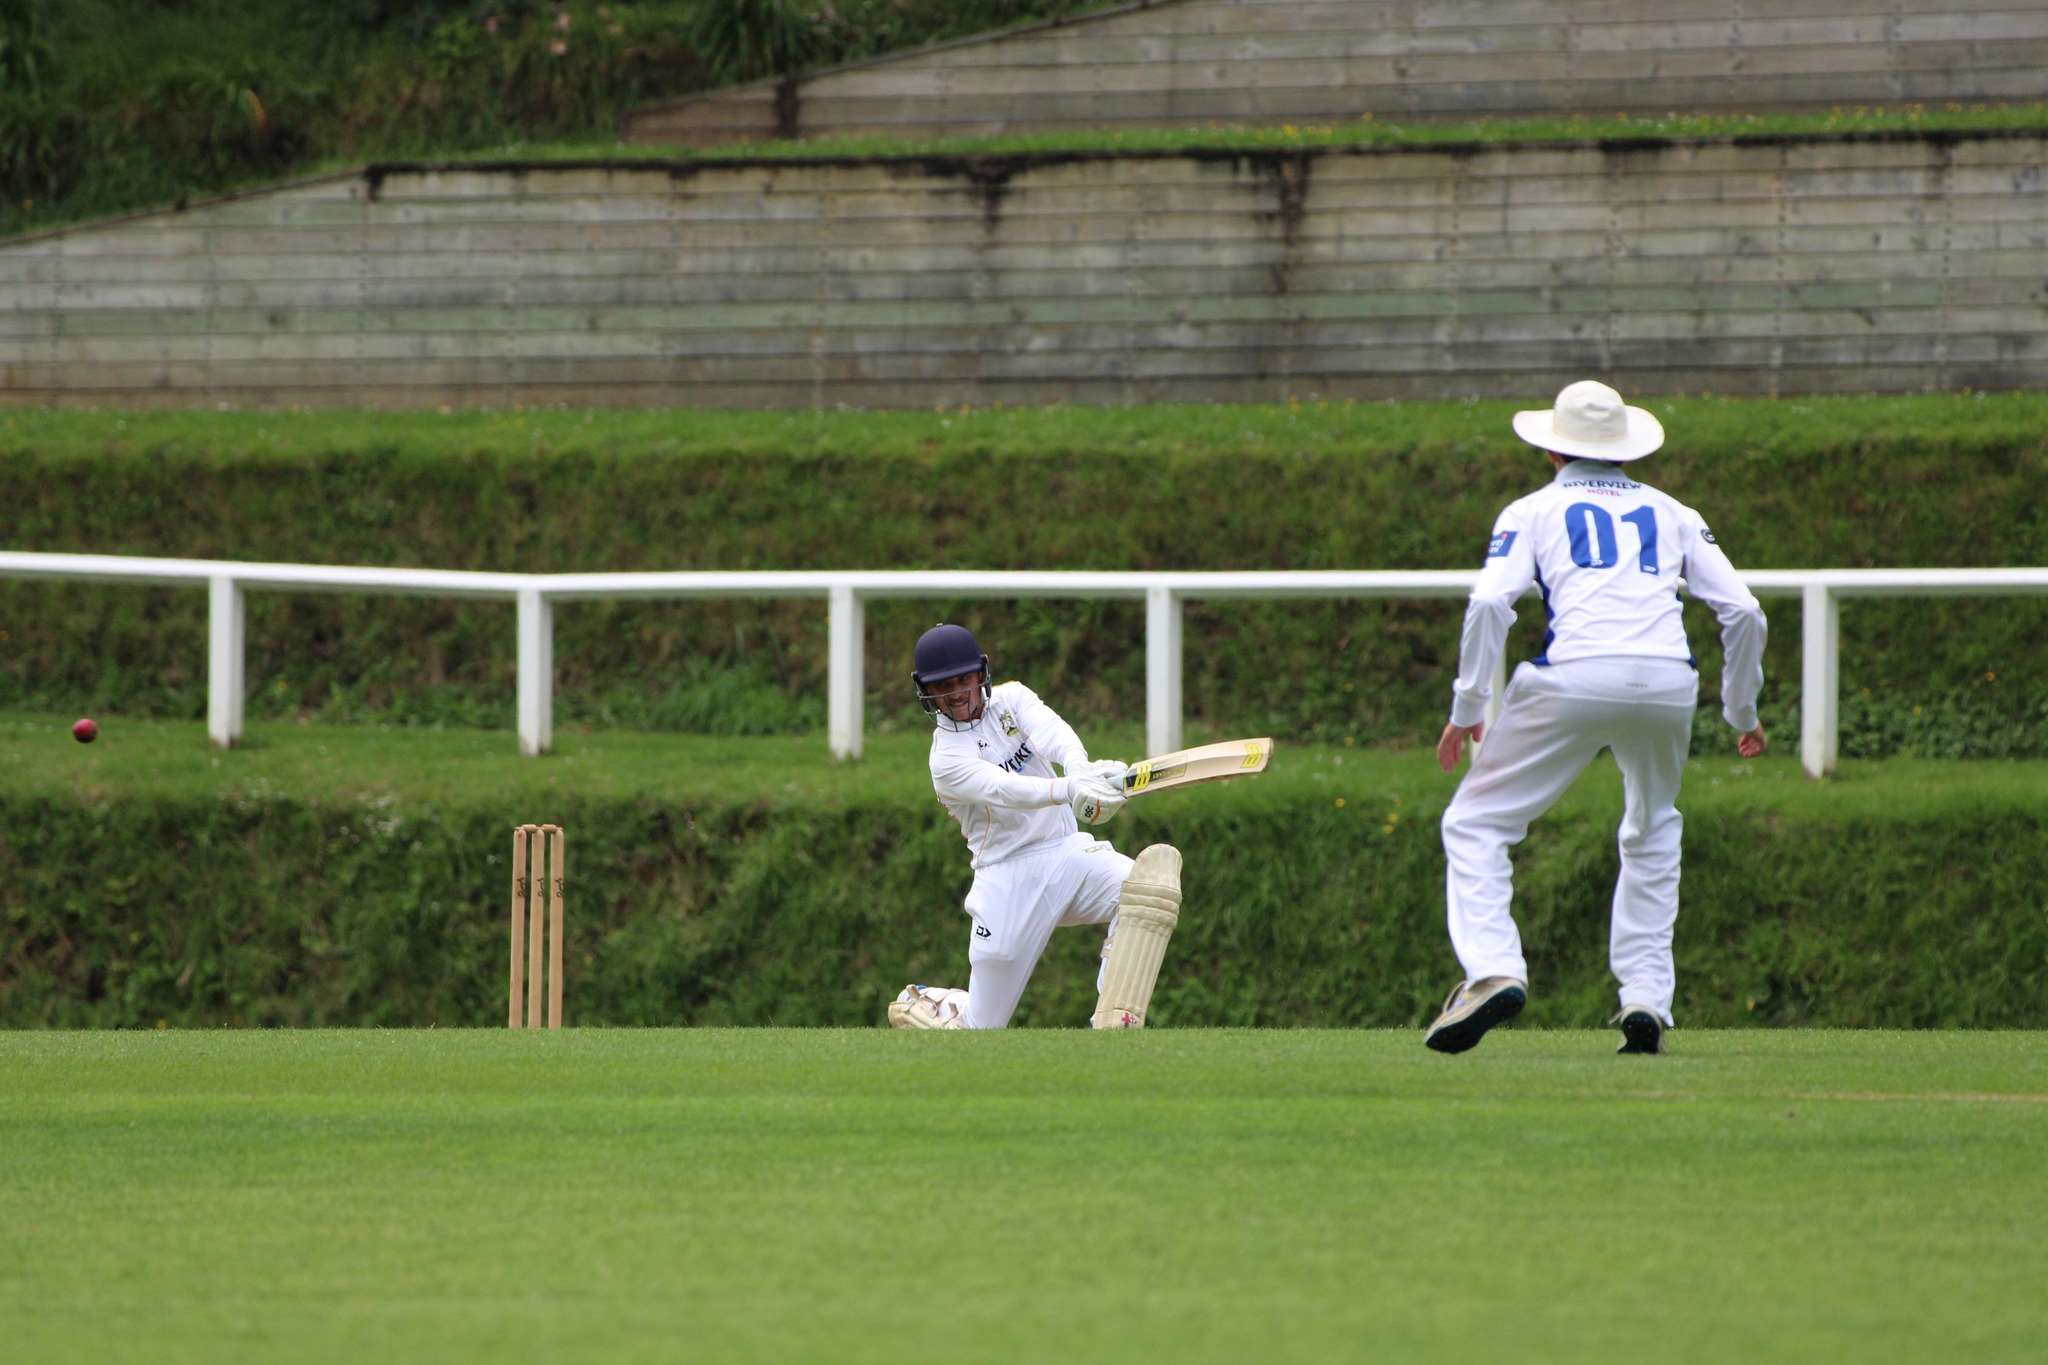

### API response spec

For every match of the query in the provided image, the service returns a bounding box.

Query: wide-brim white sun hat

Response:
[1511,380,1665,462]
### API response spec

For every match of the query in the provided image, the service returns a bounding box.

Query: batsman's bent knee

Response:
[1091,843,1182,1029]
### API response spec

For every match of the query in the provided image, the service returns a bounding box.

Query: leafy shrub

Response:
[1,0,1114,237]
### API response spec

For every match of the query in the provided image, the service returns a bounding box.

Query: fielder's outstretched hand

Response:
[1437,722,1483,774]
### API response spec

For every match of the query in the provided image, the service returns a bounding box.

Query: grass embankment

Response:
[5,712,2044,1029]
[6,396,2046,754]
[9,706,2038,815]
[522,102,2048,165]
[2,1029,2043,1364]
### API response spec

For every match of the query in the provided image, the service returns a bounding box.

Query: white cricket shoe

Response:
[886,984,970,1030]
[1423,976,1527,1054]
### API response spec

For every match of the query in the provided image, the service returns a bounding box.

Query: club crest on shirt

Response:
[1701,528,1718,544]
[999,709,1019,736]
[1487,530,1517,559]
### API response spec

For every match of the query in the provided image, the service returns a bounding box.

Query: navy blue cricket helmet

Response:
[911,623,990,723]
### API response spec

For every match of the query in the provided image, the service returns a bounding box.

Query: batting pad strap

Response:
[1091,843,1183,1029]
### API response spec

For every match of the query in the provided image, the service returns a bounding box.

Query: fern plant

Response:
[686,0,828,83]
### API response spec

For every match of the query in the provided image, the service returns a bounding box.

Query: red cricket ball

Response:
[72,717,98,744]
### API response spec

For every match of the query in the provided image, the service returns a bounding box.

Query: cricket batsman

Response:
[887,623,1184,1030]
[1425,380,1768,1057]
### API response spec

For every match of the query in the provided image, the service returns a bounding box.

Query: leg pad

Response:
[1091,844,1183,1029]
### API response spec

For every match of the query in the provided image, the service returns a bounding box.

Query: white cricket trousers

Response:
[1441,656,1698,1025]
[961,833,1135,1029]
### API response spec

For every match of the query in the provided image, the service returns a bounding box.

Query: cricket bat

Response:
[1120,737,1273,796]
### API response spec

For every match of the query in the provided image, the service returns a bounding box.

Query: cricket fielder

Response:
[1425,380,1768,1057]
[887,623,1183,1030]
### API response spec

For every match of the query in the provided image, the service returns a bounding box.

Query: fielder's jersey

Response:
[1450,460,1767,732]
[929,680,1091,869]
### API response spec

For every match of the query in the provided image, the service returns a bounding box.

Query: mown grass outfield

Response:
[2,1030,2042,1364]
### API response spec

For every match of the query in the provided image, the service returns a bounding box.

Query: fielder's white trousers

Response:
[1441,656,1698,1026]
[961,833,1134,1029]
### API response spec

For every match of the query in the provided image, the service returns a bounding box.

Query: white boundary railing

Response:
[5,551,2046,778]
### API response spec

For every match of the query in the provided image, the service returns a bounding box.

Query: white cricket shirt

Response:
[928,680,1094,869]
[1450,460,1767,731]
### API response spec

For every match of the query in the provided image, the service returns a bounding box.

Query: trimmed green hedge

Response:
[5,771,2043,1029]
[4,397,2047,755]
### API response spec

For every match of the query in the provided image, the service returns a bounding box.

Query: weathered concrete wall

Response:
[3,132,2044,409]
[624,0,2048,147]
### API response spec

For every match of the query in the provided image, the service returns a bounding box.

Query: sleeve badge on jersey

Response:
[1486,530,1518,559]
[1701,528,1718,544]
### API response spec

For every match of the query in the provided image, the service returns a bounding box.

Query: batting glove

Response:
[1068,773,1128,826]
[1076,757,1132,790]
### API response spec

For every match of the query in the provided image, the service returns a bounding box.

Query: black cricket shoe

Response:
[1614,1007,1665,1055]
[1424,976,1527,1054]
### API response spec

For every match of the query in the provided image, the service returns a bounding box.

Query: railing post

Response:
[207,575,245,749]
[1146,584,1183,757]
[1800,582,1838,779]
[517,588,553,757]
[829,582,864,760]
